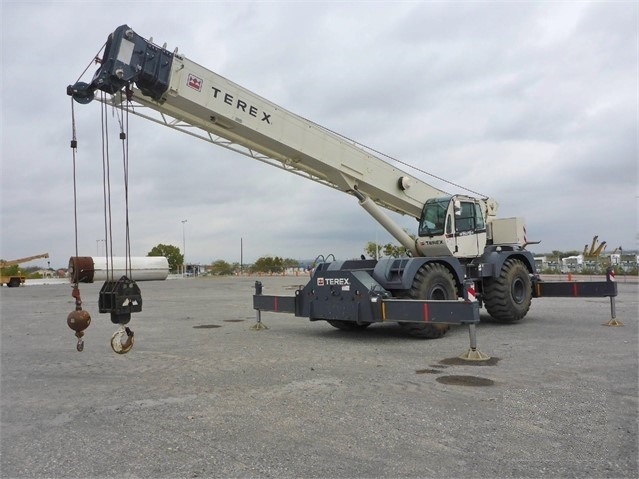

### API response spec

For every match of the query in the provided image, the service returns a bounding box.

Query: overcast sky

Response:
[1,1,637,269]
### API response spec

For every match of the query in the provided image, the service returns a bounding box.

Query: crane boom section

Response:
[0,253,49,268]
[74,25,448,219]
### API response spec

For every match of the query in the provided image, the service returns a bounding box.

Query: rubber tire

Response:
[327,320,371,331]
[7,278,21,288]
[483,258,532,323]
[398,263,456,339]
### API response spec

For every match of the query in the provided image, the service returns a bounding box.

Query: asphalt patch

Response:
[436,375,495,387]
[439,356,501,366]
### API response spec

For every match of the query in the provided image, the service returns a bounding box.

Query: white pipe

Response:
[92,256,169,281]
[70,256,169,282]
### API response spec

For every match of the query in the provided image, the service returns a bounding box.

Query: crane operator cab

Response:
[416,195,488,259]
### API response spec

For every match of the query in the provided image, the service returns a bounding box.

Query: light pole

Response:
[181,219,187,276]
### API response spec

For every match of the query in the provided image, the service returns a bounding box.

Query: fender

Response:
[372,256,466,294]
[480,245,537,279]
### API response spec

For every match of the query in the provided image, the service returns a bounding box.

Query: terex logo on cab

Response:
[317,277,350,286]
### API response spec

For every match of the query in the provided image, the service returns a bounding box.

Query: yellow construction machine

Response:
[0,253,50,287]
[583,236,607,258]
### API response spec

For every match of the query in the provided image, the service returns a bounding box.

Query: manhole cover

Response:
[222,319,245,323]
[436,375,495,387]
[193,324,221,329]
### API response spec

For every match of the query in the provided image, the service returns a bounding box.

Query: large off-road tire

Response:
[398,263,456,339]
[327,320,371,331]
[7,278,21,288]
[483,258,532,323]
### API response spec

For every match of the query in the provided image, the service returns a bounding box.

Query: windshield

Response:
[419,198,450,236]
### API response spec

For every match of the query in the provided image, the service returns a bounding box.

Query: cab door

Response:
[452,201,486,258]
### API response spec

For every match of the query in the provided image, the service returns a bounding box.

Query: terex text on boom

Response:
[211,86,272,124]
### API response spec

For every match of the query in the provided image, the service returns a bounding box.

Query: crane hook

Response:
[111,326,134,354]
[67,285,91,352]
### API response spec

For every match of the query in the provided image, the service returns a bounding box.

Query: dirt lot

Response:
[1,276,637,478]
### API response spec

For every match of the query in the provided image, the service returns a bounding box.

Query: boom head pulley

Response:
[67,24,173,104]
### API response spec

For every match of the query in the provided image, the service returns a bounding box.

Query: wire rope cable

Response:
[100,91,115,279]
[303,116,488,199]
[71,42,107,86]
[69,99,80,279]
[118,100,132,277]
[99,90,135,280]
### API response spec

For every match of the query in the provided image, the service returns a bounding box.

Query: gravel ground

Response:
[1,276,637,478]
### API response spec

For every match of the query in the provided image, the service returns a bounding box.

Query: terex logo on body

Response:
[317,277,350,287]
[187,73,203,92]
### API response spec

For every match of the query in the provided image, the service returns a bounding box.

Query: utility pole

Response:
[181,219,187,277]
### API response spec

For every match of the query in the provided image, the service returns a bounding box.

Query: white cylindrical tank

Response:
[69,256,169,283]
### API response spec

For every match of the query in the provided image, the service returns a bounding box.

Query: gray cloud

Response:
[1,1,636,269]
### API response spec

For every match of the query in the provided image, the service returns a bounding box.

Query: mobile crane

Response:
[0,253,50,287]
[67,25,617,340]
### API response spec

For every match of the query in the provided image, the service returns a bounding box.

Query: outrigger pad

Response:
[98,276,143,324]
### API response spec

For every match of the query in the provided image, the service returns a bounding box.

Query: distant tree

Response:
[252,256,284,273]
[210,259,234,276]
[147,244,183,272]
[282,258,300,269]
[364,235,414,259]
[364,241,382,259]
[382,243,409,258]
[249,256,299,273]
[0,265,19,276]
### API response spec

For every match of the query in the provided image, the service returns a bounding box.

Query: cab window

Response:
[455,202,476,233]
[419,199,449,236]
[474,203,485,231]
